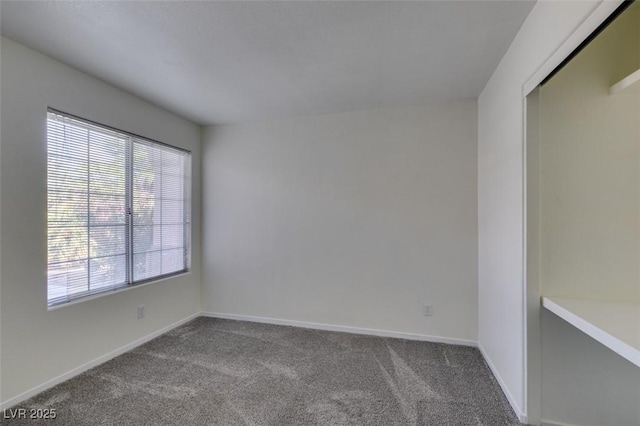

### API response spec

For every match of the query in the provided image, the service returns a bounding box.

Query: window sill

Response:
[47,270,191,311]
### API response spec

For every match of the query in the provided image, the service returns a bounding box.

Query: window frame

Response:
[46,108,192,307]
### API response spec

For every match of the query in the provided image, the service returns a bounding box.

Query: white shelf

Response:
[542,297,640,367]
[610,68,640,94]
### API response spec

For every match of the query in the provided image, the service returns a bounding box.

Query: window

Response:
[47,109,191,306]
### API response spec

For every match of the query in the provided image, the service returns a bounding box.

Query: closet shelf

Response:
[610,68,640,94]
[542,297,640,367]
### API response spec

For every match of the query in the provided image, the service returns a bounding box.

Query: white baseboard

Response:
[540,420,579,426]
[0,312,200,411]
[201,311,477,347]
[478,343,527,424]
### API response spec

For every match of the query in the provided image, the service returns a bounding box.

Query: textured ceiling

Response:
[0,1,534,125]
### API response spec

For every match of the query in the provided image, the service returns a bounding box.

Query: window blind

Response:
[47,109,191,306]
[132,139,191,282]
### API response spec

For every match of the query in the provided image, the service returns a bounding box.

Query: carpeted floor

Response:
[2,318,521,425]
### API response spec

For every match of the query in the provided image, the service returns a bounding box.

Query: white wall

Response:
[540,3,640,303]
[0,37,202,405]
[202,101,478,343]
[540,310,640,426]
[478,0,607,422]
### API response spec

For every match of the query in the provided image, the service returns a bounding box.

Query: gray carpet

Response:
[2,318,521,425]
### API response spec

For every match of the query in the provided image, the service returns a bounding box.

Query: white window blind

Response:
[47,109,191,306]
[132,139,191,282]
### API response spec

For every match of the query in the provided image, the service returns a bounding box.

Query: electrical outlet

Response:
[423,304,433,316]
[137,305,145,320]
